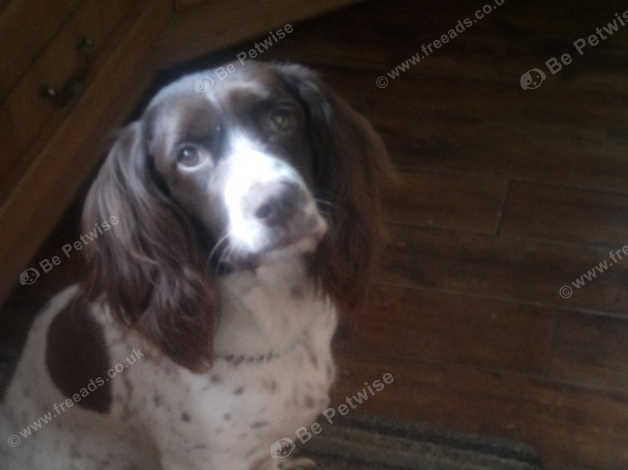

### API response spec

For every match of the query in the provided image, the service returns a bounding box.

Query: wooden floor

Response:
[3,1,628,468]
[263,2,628,469]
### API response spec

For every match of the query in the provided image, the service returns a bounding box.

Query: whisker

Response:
[216,244,234,275]
[208,233,230,263]
[315,198,336,209]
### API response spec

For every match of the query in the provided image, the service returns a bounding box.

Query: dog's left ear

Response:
[273,63,397,312]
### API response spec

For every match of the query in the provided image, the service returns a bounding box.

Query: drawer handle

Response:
[77,36,95,54]
[41,74,87,107]
[40,36,94,108]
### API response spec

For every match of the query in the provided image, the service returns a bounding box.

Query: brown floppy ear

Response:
[273,64,397,312]
[81,121,217,371]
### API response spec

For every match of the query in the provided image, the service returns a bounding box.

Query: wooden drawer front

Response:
[0,0,172,309]
[4,0,136,164]
[0,0,82,101]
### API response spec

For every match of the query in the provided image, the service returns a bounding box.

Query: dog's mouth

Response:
[214,213,327,272]
[267,213,327,251]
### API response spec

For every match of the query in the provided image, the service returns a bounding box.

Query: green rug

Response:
[293,415,543,470]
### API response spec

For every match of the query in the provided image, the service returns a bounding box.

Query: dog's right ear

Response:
[82,121,218,372]
[273,64,397,312]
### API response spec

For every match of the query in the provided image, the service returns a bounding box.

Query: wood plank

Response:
[331,354,628,470]
[382,225,628,315]
[551,312,628,392]
[344,281,628,399]
[384,172,507,234]
[366,78,628,194]
[0,0,172,309]
[153,0,362,68]
[375,116,628,195]
[502,182,628,245]
[340,283,554,375]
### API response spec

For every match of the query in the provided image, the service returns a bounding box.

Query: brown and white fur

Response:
[0,61,394,470]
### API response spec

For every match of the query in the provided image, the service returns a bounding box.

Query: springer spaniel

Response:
[1,61,393,470]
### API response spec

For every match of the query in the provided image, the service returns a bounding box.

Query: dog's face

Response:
[145,67,327,266]
[82,61,395,370]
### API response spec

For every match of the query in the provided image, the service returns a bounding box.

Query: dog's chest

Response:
[204,334,335,456]
[203,280,337,457]
[137,310,337,466]
[120,262,338,464]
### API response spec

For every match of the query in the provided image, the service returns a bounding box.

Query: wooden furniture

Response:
[0,0,361,309]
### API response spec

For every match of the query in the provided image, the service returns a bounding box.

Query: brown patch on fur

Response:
[273,64,397,314]
[45,296,111,413]
[234,386,245,395]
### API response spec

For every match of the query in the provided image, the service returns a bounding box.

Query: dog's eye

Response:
[268,108,296,132]
[177,145,200,167]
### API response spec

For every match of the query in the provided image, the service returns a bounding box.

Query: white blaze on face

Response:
[223,134,303,252]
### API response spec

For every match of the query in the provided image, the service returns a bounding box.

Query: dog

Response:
[0,61,394,470]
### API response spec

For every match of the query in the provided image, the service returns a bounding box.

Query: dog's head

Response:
[82,62,395,370]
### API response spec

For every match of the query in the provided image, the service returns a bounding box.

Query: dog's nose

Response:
[251,182,306,226]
